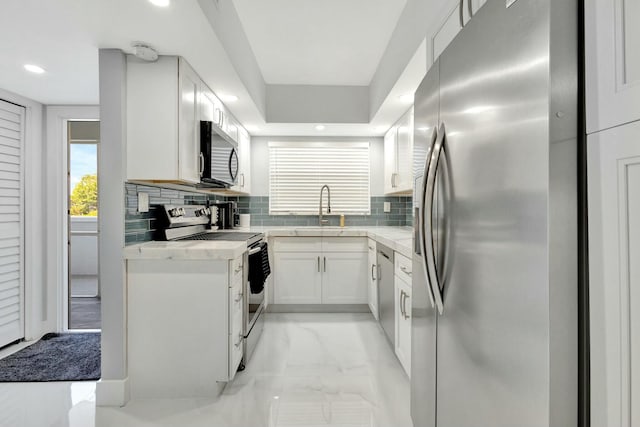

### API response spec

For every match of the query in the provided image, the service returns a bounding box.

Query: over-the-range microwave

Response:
[199,120,239,188]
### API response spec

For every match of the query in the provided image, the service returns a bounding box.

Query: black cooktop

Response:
[178,231,261,242]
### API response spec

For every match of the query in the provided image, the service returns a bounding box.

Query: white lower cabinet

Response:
[273,237,367,305]
[368,239,379,320]
[322,252,368,304]
[273,252,322,304]
[395,274,412,377]
[126,256,244,399]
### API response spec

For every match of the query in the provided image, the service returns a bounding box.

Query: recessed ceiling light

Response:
[315,125,326,131]
[24,64,45,74]
[148,0,170,7]
[399,93,414,103]
[417,126,430,132]
[220,94,238,102]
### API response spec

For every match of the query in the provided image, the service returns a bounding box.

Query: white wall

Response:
[70,217,98,276]
[249,136,385,197]
[369,0,452,118]
[0,88,48,342]
[266,85,369,124]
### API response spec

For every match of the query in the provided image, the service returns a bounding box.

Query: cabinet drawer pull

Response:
[400,266,412,277]
[371,264,377,281]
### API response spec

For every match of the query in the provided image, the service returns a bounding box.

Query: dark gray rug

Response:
[0,333,100,382]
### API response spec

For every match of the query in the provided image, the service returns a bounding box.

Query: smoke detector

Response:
[132,43,159,62]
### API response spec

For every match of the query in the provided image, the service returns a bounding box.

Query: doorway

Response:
[67,121,100,330]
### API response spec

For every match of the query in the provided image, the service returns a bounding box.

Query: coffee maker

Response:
[211,201,238,229]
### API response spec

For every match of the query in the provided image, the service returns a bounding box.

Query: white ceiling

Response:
[232,0,406,86]
[0,0,425,136]
[0,0,253,106]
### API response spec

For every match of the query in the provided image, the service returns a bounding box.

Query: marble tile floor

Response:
[0,313,413,427]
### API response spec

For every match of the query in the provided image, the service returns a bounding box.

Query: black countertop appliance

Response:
[212,201,238,229]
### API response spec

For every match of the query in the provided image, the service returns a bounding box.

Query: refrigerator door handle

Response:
[459,0,464,28]
[423,123,446,315]
[467,0,473,19]
[419,128,438,309]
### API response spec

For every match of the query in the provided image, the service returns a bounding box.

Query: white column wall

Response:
[96,49,129,406]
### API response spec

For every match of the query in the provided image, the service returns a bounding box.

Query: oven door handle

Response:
[248,246,261,255]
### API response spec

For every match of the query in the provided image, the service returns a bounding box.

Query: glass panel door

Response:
[68,121,100,330]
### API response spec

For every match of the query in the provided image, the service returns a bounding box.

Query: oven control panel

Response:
[162,204,218,228]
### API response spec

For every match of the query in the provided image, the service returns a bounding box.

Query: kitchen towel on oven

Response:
[249,242,271,293]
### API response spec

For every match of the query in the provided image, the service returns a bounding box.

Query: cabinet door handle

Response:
[234,333,243,348]
[403,291,410,320]
[323,257,327,272]
[199,152,205,177]
[317,256,320,273]
[240,173,245,187]
[371,264,377,281]
[234,292,243,302]
[400,290,406,317]
[459,0,464,28]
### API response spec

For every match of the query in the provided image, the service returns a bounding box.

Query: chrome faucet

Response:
[319,185,331,226]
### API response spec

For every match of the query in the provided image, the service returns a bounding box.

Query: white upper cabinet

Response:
[432,0,487,63]
[384,107,414,195]
[470,0,487,16]
[586,0,640,133]
[127,55,249,191]
[230,121,251,194]
[178,60,201,184]
[588,120,640,427]
[433,3,463,61]
[127,57,200,184]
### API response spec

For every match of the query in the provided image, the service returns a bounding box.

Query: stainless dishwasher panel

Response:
[377,244,395,346]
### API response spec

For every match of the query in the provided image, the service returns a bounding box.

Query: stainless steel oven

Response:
[158,204,268,367]
[244,238,267,363]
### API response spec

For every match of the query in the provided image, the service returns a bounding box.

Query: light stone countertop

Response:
[123,240,247,261]
[123,226,414,260]
[251,226,414,259]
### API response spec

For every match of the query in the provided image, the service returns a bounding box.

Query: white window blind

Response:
[269,141,370,215]
[0,100,24,347]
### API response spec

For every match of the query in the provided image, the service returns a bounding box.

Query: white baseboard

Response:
[96,377,130,407]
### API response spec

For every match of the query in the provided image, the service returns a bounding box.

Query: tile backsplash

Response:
[125,183,413,245]
[228,196,413,227]
[124,183,227,245]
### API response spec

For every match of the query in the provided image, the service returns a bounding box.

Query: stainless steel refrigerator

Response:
[411,1,579,426]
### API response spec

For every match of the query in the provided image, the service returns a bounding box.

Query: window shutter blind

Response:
[0,100,24,347]
[269,141,370,215]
